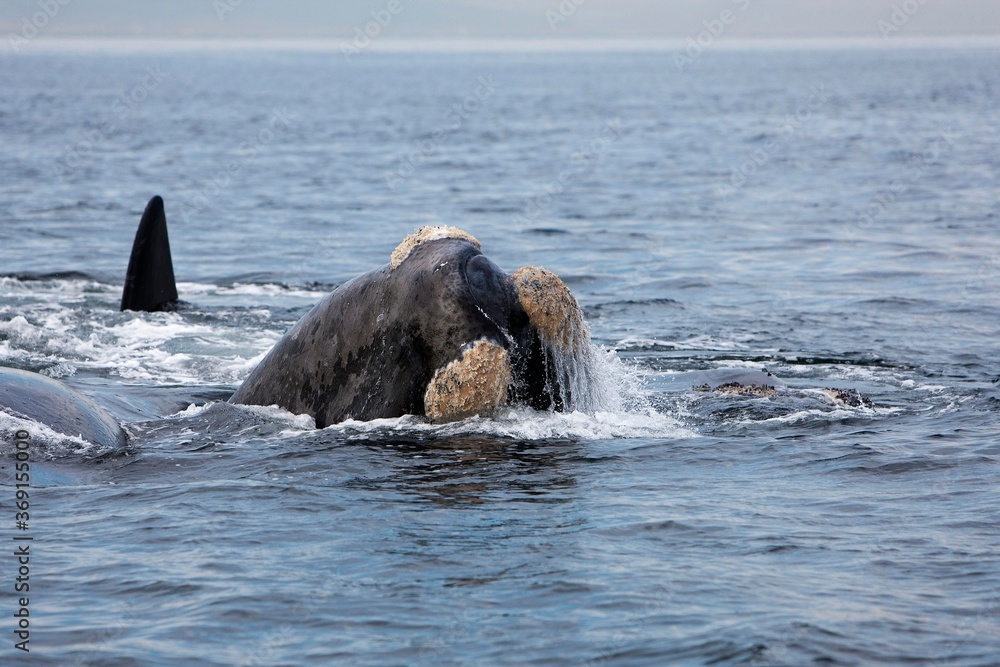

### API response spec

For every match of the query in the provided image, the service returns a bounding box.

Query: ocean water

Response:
[1,41,999,666]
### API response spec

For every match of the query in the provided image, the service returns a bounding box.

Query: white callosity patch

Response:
[424,339,511,422]
[511,266,620,413]
[389,226,481,269]
[695,382,781,398]
[511,266,586,353]
[816,388,875,409]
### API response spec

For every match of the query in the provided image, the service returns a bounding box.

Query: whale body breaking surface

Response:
[1,196,874,449]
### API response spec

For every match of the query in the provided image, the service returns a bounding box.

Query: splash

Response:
[510,265,634,415]
[0,277,282,385]
[536,337,625,414]
[319,407,693,441]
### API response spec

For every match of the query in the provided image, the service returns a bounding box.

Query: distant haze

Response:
[2,0,999,43]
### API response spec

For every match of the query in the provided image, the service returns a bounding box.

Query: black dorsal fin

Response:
[120,195,179,312]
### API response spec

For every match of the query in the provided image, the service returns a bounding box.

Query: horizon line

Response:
[6,34,1000,55]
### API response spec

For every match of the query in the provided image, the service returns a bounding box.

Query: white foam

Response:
[710,359,769,370]
[177,281,328,300]
[0,315,46,343]
[900,380,948,392]
[615,335,751,351]
[81,314,227,383]
[2,289,283,385]
[0,410,103,458]
[162,402,317,436]
[736,405,901,426]
[479,407,695,440]
[238,404,317,430]
[319,407,695,441]
[169,403,214,419]
[0,277,111,299]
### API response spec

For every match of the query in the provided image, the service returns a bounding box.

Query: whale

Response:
[661,367,873,408]
[230,226,594,426]
[2,197,595,445]
[0,367,127,449]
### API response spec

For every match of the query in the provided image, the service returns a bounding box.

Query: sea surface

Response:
[1,40,999,666]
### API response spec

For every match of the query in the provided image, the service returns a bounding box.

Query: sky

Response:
[2,0,999,42]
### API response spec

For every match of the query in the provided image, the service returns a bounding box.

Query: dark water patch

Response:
[522,227,571,235]
[588,208,639,221]
[805,444,881,466]
[211,273,339,291]
[753,542,802,555]
[780,354,897,368]
[845,457,961,475]
[465,205,522,214]
[592,297,682,310]
[854,296,939,309]
[118,580,207,599]
[597,518,702,537]
[33,199,125,213]
[896,249,953,261]
[589,638,768,667]
[2,270,102,282]
[700,401,801,425]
